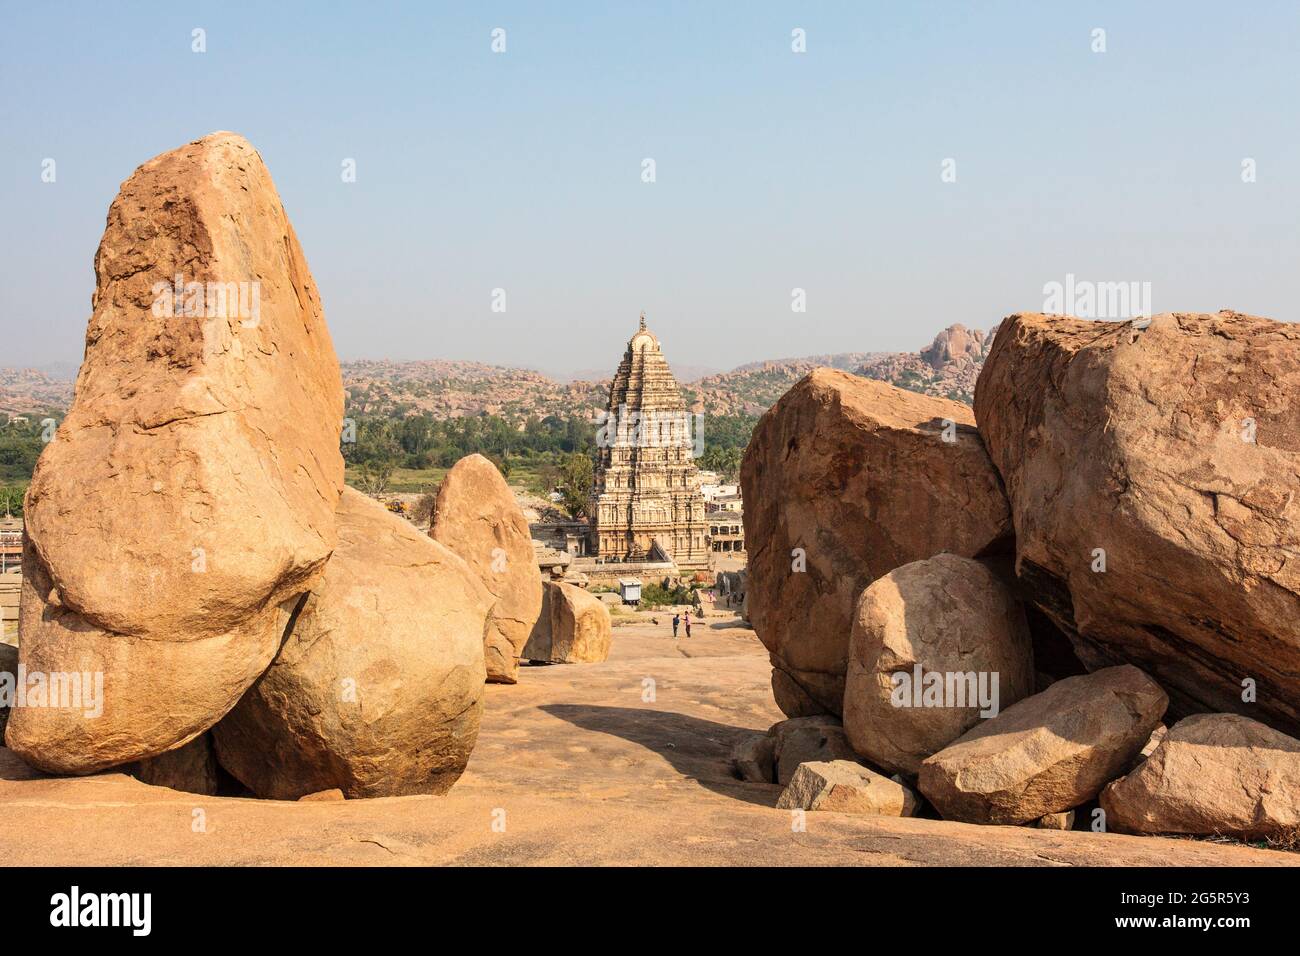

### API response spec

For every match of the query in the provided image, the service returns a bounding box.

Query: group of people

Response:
[671,610,693,639]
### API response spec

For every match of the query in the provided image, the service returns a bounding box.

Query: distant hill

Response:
[341,359,608,420]
[683,353,888,415]
[0,368,74,417]
[2,325,998,421]
[856,323,998,405]
[551,363,721,384]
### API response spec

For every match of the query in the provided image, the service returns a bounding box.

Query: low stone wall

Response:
[571,559,678,589]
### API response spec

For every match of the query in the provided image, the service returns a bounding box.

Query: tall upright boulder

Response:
[741,369,1011,717]
[212,488,489,799]
[975,312,1300,734]
[430,454,543,683]
[8,133,344,773]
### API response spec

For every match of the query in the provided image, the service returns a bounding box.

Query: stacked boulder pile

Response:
[0,132,606,799]
[740,313,1300,843]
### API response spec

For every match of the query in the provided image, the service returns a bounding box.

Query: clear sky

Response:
[3,1,1298,375]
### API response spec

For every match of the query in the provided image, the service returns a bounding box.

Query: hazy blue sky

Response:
[3,1,1298,375]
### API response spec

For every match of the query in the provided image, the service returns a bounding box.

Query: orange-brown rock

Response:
[1100,713,1300,840]
[770,715,861,786]
[843,554,1035,776]
[430,454,543,683]
[212,488,488,800]
[921,324,986,371]
[8,132,344,774]
[776,760,920,816]
[129,733,220,796]
[741,369,1011,716]
[918,666,1167,825]
[298,788,345,802]
[975,312,1300,734]
[522,581,611,664]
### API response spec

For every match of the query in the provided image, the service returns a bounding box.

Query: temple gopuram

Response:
[588,314,709,571]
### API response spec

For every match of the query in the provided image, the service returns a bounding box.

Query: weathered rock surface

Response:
[843,554,1035,776]
[921,324,987,371]
[430,454,543,684]
[1134,724,1167,768]
[731,734,775,783]
[975,311,1300,734]
[776,760,920,816]
[522,581,611,664]
[1100,713,1300,840]
[8,132,344,774]
[742,368,1010,716]
[129,733,220,796]
[1032,810,1075,830]
[770,715,860,785]
[918,665,1167,825]
[212,488,488,800]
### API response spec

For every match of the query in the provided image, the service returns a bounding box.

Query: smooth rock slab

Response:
[742,368,1010,717]
[777,760,920,816]
[918,665,1167,825]
[1100,713,1300,840]
[843,553,1035,776]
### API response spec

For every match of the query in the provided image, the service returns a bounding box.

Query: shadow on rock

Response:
[541,703,780,808]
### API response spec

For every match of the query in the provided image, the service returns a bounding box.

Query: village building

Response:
[707,507,745,555]
[587,314,709,572]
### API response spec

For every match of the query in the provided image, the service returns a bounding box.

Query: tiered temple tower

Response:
[589,314,708,571]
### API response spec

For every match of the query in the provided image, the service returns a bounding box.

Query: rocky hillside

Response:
[6,326,995,422]
[682,353,886,416]
[856,324,997,404]
[341,359,606,419]
[0,368,73,417]
[341,330,995,419]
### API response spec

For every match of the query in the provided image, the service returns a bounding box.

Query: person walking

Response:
[684,610,692,639]
[672,613,680,639]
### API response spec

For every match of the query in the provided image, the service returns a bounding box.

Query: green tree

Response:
[555,452,593,519]
[0,483,25,517]
[347,417,402,495]
[699,445,742,482]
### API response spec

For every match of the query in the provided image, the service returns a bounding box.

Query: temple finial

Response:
[639,310,646,332]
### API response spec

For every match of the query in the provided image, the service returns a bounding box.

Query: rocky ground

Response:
[2,620,1291,866]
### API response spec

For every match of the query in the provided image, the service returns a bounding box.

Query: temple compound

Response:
[588,314,709,572]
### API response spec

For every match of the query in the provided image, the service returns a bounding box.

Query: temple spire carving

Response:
[588,315,708,571]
